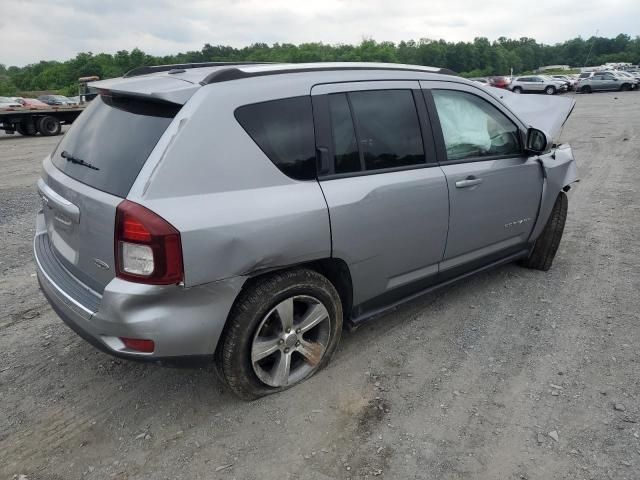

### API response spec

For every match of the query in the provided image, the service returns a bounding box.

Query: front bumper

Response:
[34,216,245,359]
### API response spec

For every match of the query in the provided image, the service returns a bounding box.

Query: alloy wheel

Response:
[251,295,331,388]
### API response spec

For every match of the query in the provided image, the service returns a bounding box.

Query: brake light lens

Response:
[115,200,183,285]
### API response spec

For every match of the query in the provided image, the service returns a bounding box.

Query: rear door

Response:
[312,81,449,314]
[38,94,179,293]
[590,73,608,91]
[531,77,546,92]
[518,77,535,92]
[421,81,543,275]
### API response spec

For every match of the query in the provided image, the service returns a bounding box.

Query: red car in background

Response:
[489,76,511,89]
[12,97,50,109]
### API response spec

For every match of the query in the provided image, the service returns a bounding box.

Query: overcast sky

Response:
[1,0,639,67]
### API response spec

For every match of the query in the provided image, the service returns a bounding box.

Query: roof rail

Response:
[123,62,273,78]
[200,64,458,85]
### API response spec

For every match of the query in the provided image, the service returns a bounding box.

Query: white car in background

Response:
[0,96,22,108]
[508,76,567,95]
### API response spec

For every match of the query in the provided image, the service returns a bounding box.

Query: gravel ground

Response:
[1,92,639,480]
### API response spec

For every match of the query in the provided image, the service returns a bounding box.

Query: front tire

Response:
[219,269,343,400]
[512,87,523,94]
[580,85,592,94]
[545,85,556,95]
[521,193,568,271]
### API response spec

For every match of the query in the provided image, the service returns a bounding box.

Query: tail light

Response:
[115,200,183,285]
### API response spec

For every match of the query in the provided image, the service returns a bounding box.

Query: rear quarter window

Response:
[52,95,179,198]
[234,96,317,181]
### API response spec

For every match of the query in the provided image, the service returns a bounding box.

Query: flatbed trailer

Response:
[0,105,85,136]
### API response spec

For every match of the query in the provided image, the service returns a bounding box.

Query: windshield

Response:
[51,95,180,197]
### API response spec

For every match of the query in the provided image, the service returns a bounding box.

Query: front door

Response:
[421,82,543,275]
[312,81,450,315]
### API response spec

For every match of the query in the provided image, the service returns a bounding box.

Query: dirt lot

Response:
[1,92,639,480]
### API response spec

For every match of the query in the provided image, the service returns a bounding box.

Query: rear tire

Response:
[520,193,568,271]
[545,85,556,95]
[218,268,342,400]
[36,116,62,136]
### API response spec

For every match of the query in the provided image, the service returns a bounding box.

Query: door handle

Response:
[455,177,483,188]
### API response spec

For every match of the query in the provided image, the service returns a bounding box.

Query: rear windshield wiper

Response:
[61,150,100,171]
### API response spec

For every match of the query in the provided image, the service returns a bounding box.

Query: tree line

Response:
[1,34,639,96]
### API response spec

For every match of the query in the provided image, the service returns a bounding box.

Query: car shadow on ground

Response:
[51,261,527,410]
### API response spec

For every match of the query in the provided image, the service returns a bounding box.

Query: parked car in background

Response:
[470,77,489,86]
[551,75,576,91]
[67,96,81,104]
[37,95,76,106]
[614,71,639,89]
[578,72,595,81]
[488,76,511,89]
[34,62,578,399]
[0,96,22,108]
[11,97,50,108]
[508,75,566,94]
[576,71,635,93]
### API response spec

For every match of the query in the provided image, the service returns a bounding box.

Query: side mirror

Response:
[525,128,548,154]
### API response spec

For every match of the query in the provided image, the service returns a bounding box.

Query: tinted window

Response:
[348,90,425,171]
[52,95,178,198]
[235,96,317,180]
[328,94,360,174]
[432,90,521,161]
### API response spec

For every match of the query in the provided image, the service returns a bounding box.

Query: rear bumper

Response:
[34,216,245,359]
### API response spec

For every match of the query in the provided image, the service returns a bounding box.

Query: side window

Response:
[328,94,360,174]
[235,96,317,180]
[326,89,425,174]
[350,90,425,171]
[432,90,521,161]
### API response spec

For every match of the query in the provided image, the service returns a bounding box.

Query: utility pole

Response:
[584,29,599,67]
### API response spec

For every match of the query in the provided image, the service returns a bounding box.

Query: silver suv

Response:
[509,75,567,94]
[577,70,636,93]
[34,62,578,399]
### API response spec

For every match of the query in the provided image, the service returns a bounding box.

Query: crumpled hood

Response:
[487,87,576,143]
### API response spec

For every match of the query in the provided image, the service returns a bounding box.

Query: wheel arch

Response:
[224,257,354,335]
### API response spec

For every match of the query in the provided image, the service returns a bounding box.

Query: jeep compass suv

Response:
[35,62,578,399]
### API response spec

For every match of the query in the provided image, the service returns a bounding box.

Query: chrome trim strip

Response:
[33,234,97,316]
[37,178,80,223]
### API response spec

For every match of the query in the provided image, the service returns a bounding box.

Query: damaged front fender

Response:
[529,144,579,242]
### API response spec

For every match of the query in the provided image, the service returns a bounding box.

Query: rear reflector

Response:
[120,337,155,353]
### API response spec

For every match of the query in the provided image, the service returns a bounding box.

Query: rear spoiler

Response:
[89,75,200,105]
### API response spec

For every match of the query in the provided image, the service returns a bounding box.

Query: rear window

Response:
[234,96,317,181]
[52,95,179,197]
